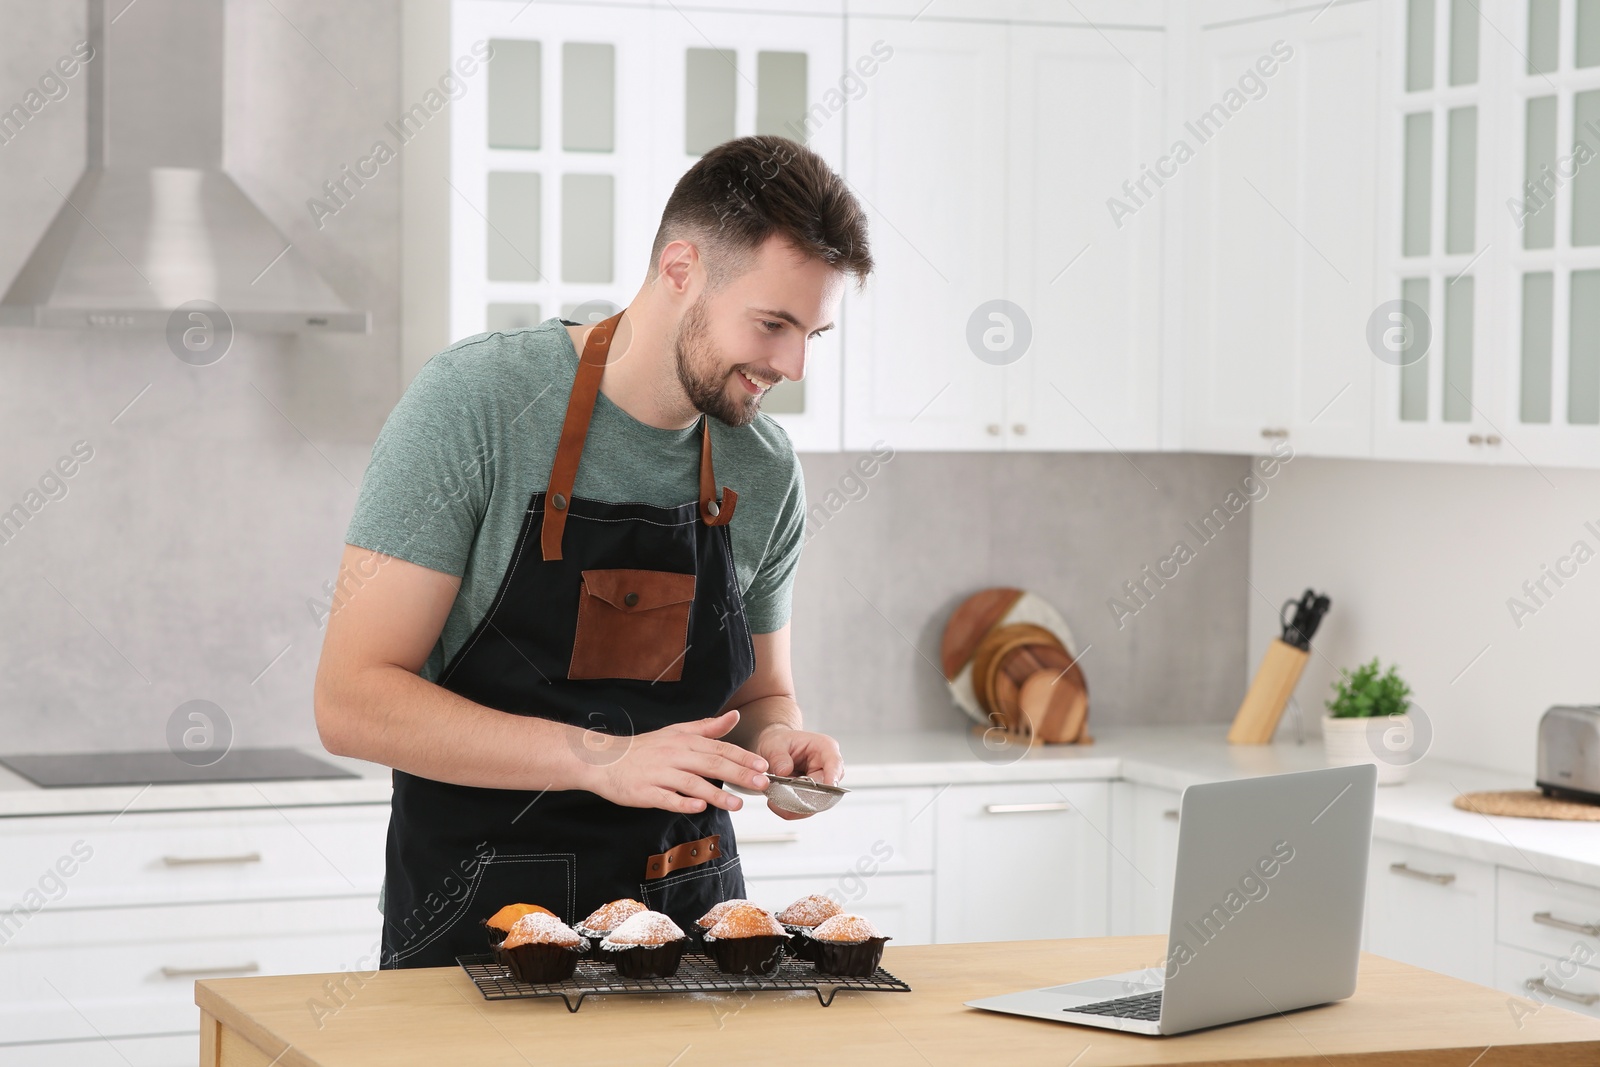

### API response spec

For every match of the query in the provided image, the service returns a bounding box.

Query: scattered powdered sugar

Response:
[600,910,685,949]
[695,897,755,928]
[777,894,842,928]
[704,903,788,941]
[502,912,584,948]
[577,898,646,934]
[806,914,886,944]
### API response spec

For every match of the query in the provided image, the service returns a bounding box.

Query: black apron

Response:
[380,312,756,968]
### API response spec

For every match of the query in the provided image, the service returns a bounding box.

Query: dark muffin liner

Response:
[602,938,687,978]
[495,940,584,983]
[574,927,613,960]
[810,936,889,977]
[706,935,787,976]
[484,920,515,950]
[781,923,822,962]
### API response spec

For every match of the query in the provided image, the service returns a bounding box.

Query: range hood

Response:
[0,0,368,333]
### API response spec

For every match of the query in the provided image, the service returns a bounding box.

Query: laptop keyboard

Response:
[1066,990,1163,1020]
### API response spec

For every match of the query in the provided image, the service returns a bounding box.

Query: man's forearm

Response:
[316,663,595,792]
[724,694,802,752]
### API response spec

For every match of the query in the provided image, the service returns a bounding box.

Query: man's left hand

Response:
[751,724,844,821]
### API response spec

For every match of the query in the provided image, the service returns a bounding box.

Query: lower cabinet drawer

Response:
[0,896,381,1045]
[1497,866,1600,964]
[1364,839,1495,986]
[0,1033,198,1067]
[1495,941,1600,1022]
[745,872,934,946]
[0,805,389,908]
[729,786,936,879]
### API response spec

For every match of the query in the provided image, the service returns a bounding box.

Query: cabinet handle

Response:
[985,802,1071,814]
[1012,423,1027,435]
[1468,433,1484,445]
[1162,809,1180,821]
[160,961,260,979]
[986,423,1001,436]
[739,833,800,844]
[1259,427,1288,438]
[1389,862,1455,886]
[1524,977,1600,1006]
[1532,911,1600,937]
[1486,434,1502,445]
[161,851,262,867]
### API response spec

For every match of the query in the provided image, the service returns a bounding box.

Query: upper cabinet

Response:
[1374,0,1600,468]
[406,0,844,450]
[407,0,1600,467]
[842,14,1167,452]
[1180,1,1381,458]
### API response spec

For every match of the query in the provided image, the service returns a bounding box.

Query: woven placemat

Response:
[1453,790,1600,821]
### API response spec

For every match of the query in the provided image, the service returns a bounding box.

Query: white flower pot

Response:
[1322,713,1414,785]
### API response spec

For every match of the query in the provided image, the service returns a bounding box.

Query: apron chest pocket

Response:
[569,568,697,682]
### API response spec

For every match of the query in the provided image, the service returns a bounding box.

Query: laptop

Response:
[966,763,1377,1036]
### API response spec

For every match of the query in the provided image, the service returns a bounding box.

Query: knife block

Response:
[1227,639,1311,745]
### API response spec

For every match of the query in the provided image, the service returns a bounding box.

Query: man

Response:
[314,135,874,968]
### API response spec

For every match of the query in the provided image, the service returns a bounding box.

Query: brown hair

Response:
[648,135,873,291]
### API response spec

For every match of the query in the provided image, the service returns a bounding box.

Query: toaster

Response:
[1536,705,1600,805]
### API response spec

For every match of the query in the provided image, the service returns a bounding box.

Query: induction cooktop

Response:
[0,748,359,788]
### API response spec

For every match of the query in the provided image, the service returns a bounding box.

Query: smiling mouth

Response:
[738,368,778,394]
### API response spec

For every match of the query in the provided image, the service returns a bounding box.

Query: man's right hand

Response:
[582,709,770,814]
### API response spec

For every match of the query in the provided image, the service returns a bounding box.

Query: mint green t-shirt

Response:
[344,318,806,683]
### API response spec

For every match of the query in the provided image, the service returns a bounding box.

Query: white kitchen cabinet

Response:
[0,895,380,1047]
[745,872,935,946]
[728,785,937,879]
[1004,23,1166,452]
[1364,837,1496,985]
[1496,866,1600,964]
[0,803,386,1058]
[1110,782,1182,936]
[933,781,1111,943]
[842,16,1167,453]
[647,4,848,450]
[841,17,1010,452]
[0,805,387,908]
[1180,0,1380,458]
[1494,941,1600,1023]
[415,0,849,449]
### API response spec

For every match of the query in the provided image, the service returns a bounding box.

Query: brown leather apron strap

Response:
[541,313,620,561]
[543,311,738,559]
[699,415,737,526]
[644,833,721,880]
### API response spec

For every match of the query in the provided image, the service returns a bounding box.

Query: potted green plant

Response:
[1323,658,1416,785]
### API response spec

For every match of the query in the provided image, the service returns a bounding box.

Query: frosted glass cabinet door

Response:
[650,7,845,451]
[1181,3,1380,458]
[842,18,1010,451]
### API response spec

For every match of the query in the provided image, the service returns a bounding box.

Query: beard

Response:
[673,295,764,428]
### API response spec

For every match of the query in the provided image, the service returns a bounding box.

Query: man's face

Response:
[673,235,845,428]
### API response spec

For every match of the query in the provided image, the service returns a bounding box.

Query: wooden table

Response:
[195,936,1600,1066]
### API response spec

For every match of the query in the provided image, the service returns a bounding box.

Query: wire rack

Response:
[458,951,912,1012]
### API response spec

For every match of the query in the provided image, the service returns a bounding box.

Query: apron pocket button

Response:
[551,493,568,511]
[624,592,639,607]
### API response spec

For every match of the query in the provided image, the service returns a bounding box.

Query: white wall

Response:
[1250,456,1600,777]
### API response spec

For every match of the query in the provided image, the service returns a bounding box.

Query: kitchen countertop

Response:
[4,724,1597,887]
[194,937,1600,1066]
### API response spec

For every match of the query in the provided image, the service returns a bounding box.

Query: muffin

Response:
[495,912,587,983]
[576,898,647,959]
[806,914,890,977]
[693,898,756,949]
[775,894,842,963]
[702,903,790,976]
[598,910,688,978]
[483,903,555,948]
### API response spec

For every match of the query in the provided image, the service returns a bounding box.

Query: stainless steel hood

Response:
[0,0,369,333]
